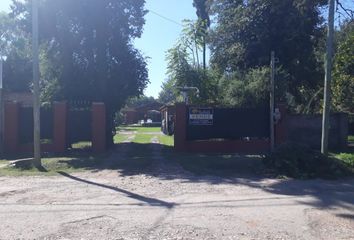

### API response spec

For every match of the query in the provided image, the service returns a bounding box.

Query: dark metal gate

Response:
[18,106,54,144]
[66,101,92,145]
[186,105,270,141]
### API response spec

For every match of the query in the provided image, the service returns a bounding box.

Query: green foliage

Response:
[218,67,290,107]
[158,77,180,104]
[193,0,210,69]
[125,95,159,108]
[0,12,32,92]
[336,153,354,168]
[264,143,351,179]
[332,20,354,113]
[164,42,218,104]
[209,0,326,111]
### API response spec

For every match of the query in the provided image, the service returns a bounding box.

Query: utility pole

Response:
[0,57,3,155]
[270,51,275,151]
[32,0,41,167]
[321,0,335,155]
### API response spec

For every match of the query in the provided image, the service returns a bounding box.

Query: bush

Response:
[263,143,351,179]
[336,153,354,168]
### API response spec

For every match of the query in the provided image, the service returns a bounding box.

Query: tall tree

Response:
[11,0,149,146]
[193,0,210,70]
[209,0,326,111]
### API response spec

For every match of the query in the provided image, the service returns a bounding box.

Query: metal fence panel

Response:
[186,106,270,141]
[67,108,92,144]
[18,107,54,144]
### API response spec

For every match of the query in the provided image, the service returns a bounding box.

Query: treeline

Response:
[159,0,354,114]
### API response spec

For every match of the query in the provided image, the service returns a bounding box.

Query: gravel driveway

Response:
[0,141,353,240]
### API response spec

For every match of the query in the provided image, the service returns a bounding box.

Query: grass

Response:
[71,141,92,149]
[117,126,161,133]
[0,152,106,176]
[116,125,172,145]
[348,135,354,143]
[133,134,154,144]
[335,153,354,168]
[114,134,130,144]
[158,135,174,146]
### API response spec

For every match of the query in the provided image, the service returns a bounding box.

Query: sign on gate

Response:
[189,107,213,125]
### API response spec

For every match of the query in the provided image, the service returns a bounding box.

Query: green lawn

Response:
[115,125,173,145]
[0,154,104,176]
[335,152,354,168]
[114,134,130,144]
[348,135,354,143]
[117,126,161,133]
[158,135,174,146]
[133,134,154,144]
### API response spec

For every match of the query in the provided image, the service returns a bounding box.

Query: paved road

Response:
[0,140,353,239]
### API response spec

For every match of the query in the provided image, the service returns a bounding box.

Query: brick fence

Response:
[3,101,106,154]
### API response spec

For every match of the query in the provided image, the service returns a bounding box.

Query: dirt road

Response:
[0,169,353,239]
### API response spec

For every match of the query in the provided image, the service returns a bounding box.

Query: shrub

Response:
[263,143,351,179]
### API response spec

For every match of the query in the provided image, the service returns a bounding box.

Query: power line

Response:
[147,9,183,27]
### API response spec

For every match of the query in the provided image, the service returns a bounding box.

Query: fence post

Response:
[4,102,19,153]
[92,102,106,153]
[174,103,187,151]
[53,102,67,152]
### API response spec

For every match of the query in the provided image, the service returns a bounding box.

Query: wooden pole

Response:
[270,51,275,151]
[32,0,41,167]
[321,0,335,155]
[0,58,3,154]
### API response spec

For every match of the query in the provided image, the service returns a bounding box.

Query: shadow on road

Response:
[57,171,175,209]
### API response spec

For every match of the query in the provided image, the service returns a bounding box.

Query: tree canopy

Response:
[208,0,327,110]
[0,11,32,92]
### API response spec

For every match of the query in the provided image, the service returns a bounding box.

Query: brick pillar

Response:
[275,104,287,146]
[92,102,106,153]
[53,102,67,152]
[4,102,19,153]
[174,103,187,151]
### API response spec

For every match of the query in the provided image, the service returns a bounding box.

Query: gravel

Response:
[0,142,353,240]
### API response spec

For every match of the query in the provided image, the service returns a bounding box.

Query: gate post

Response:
[4,102,19,153]
[92,102,106,153]
[53,101,67,152]
[174,103,187,151]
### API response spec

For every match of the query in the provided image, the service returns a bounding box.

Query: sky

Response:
[134,0,197,98]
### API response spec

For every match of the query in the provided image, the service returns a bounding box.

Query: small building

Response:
[122,102,162,125]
